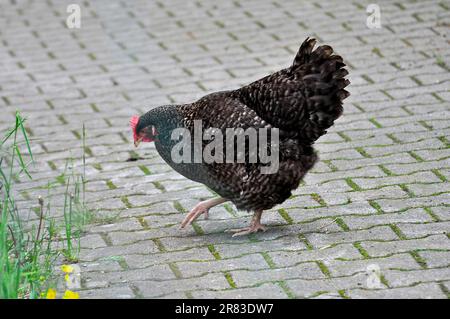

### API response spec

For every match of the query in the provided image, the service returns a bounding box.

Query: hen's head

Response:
[130,115,157,147]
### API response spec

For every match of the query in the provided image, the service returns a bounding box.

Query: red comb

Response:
[130,115,139,129]
[130,115,139,140]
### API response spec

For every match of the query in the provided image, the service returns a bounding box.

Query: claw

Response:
[225,209,266,237]
[180,197,227,229]
[226,224,267,237]
[180,204,209,229]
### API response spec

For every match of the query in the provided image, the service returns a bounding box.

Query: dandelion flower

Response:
[46,288,56,299]
[63,290,79,299]
[61,265,74,273]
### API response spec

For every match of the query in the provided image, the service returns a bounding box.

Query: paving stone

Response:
[365,139,443,159]
[352,171,443,190]
[437,168,450,181]
[295,179,353,195]
[275,194,324,209]
[134,273,231,298]
[80,260,123,273]
[82,264,176,284]
[231,261,325,287]
[331,153,417,171]
[327,253,421,277]
[177,253,269,278]
[3,0,449,299]
[343,208,433,230]
[319,185,409,206]
[78,285,135,299]
[385,268,450,288]
[306,166,387,185]
[87,219,144,233]
[285,273,374,298]
[268,243,361,268]
[361,234,450,258]
[397,221,450,238]
[287,202,378,223]
[79,240,160,261]
[415,148,450,162]
[305,226,399,249]
[441,281,450,294]
[375,194,449,213]
[430,206,450,221]
[384,160,449,175]
[107,227,185,245]
[191,283,288,298]
[123,247,215,269]
[79,234,108,249]
[418,251,450,268]
[215,236,307,259]
[348,282,447,299]
[406,183,449,197]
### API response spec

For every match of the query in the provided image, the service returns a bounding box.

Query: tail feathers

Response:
[292,37,317,67]
[233,38,350,143]
[293,38,350,143]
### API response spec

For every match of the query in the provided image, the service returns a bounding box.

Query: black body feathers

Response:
[137,38,350,211]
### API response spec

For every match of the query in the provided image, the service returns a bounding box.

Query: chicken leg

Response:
[180,197,228,228]
[226,210,266,237]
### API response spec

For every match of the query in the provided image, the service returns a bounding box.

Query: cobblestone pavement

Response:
[1,0,449,298]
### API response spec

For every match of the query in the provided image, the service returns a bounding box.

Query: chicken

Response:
[131,38,350,236]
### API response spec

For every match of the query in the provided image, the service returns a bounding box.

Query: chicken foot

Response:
[226,210,266,237]
[180,197,228,228]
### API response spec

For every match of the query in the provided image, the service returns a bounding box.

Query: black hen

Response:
[131,38,350,236]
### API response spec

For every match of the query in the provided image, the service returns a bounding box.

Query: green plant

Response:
[1,112,42,298]
[0,112,91,298]
[60,125,91,262]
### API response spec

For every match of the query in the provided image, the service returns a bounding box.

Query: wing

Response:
[177,93,317,211]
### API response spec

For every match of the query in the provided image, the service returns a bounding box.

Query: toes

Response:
[180,212,197,228]
[226,225,266,237]
[180,215,193,229]
[258,226,267,233]
[231,230,252,237]
[225,227,249,234]
[180,207,208,229]
[181,213,198,228]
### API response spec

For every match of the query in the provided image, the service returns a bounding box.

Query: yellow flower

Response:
[65,273,70,282]
[63,290,79,299]
[46,288,56,299]
[61,265,74,273]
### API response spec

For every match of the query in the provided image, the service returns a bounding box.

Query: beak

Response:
[134,137,143,147]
